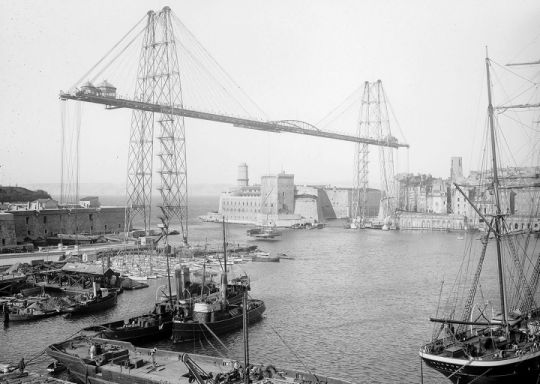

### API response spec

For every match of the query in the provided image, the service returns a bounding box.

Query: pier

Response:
[0,370,74,384]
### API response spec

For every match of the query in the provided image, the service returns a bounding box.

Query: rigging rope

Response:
[199,323,228,359]
[90,26,146,86]
[70,14,147,91]
[267,324,320,384]
[171,13,268,120]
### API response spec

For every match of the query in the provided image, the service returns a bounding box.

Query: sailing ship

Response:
[419,53,540,383]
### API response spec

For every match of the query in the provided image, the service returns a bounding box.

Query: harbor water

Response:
[1,196,474,383]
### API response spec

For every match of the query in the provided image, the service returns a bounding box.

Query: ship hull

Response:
[65,292,117,315]
[172,300,265,343]
[5,310,61,322]
[97,321,173,342]
[420,350,540,384]
[46,347,103,384]
[46,336,352,384]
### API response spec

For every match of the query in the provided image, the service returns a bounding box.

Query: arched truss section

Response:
[270,120,321,132]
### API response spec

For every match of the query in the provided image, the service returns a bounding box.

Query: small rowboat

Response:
[47,362,66,374]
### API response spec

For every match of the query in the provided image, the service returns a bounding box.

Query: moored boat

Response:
[85,277,247,342]
[251,253,280,262]
[172,299,266,343]
[247,227,281,241]
[419,53,540,383]
[46,361,66,374]
[2,304,61,321]
[84,300,174,342]
[173,218,266,343]
[45,335,353,384]
[65,288,117,315]
[1,294,71,322]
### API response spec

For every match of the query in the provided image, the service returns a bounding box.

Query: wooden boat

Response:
[419,54,540,383]
[0,363,26,381]
[57,233,102,244]
[65,288,117,315]
[46,361,66,374]
[45,335,353,384]
[277,253,295,260]
[1,295,70,322]
[83,300,174,342]
[246,227,281,240]
[20,285,44,297]
[251,253,280,262]
[3,304,61,321]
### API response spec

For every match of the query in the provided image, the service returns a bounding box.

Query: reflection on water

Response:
[1,221,479,383]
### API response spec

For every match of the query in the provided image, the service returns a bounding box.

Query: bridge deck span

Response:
[60,93,409,148]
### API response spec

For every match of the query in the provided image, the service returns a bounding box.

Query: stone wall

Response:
[294,194,324,222]
[398,212,466,231]
[505,215,540,232]
[323,188,351,219]
[9,207,126,243]
[0,212,17,249]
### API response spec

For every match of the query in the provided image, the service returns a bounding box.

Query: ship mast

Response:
[221,216,228,307]
[485,49,509,330]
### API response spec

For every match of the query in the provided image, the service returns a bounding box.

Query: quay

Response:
[0,370,74,384]
[0,243,145,265]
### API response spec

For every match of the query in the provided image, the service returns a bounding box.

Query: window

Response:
[43,216,47,224]
[25,217,29,225]
[89,214,93,221]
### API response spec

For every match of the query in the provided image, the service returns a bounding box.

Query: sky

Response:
[0,0,539,196]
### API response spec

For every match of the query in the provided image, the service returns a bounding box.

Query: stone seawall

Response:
[398,212,466,231]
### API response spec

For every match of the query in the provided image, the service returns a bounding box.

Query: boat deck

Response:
[423,330,540,361]
[61,339,232,383]
[50,337,329,384]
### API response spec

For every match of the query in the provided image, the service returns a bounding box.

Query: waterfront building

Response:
[0,212,17,251]
[216,163,379,226]
[0,196,127,249]
[397,157,540,231]
[30,198,59,211]
[450,156,464,183]
[218,184,262,224]
[396,174,445,214]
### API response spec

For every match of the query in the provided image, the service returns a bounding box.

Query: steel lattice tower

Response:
[352,82,370,227]
[125,7,188,242]
[352,80,396,227]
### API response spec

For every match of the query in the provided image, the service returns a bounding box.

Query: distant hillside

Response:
[0,186,51,203]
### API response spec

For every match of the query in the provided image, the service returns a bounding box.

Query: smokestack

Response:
[175,266,190,301]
